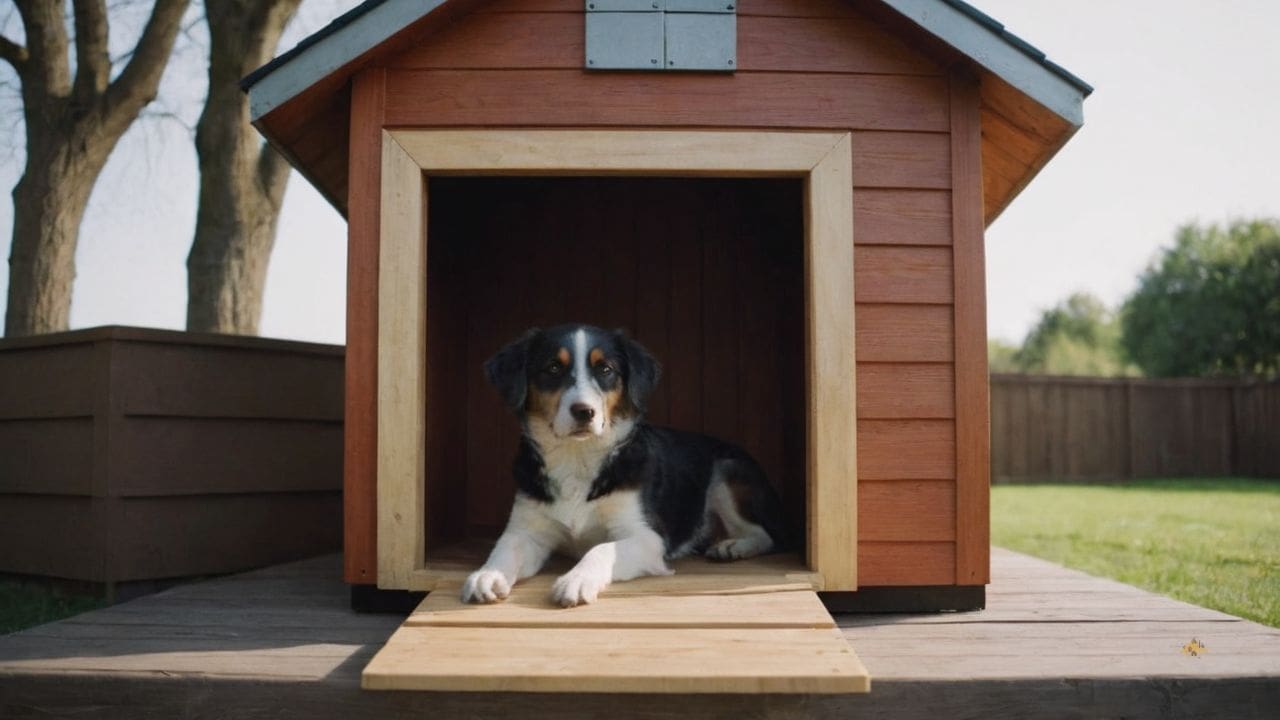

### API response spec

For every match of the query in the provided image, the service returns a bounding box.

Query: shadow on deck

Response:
[2,548,1278,718]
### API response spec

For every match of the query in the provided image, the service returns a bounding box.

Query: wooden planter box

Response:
[0,326,343,591]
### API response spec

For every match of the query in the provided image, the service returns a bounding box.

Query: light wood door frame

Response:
[377,129,857,591]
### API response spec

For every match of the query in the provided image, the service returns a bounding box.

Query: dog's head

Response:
[485,324,661,440]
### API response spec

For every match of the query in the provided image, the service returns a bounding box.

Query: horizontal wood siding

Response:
[0,343,97,420]
[391,12,938,76]
[855,305,953,362]
[859,541,956,585]
[859,420,956,481]
[852,190,952,246]
[111,341,343,421]
[0,496,105,580]
[113,417,342,496]
[857,364,955,419]
[111,494,342,582]
[0,328,345,584]
[859,480,955,541]
[0,418,94,495]
[369,0,959,586]
[478,0,863,16]
[384,71,947,132]
[854,246,953,304]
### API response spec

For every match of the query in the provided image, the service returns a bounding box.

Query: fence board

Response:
[991,375,1279,482]
[1235,382,1280,477]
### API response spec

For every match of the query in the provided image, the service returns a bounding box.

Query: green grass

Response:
[992,478,1280,628]
[0,580,105,635]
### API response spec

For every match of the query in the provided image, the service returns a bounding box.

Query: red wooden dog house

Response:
[245,0,1089,693]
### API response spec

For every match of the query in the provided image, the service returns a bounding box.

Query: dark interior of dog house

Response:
[422,177,807,560]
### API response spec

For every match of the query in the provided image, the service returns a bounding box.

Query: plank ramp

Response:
[2,548,1279,718]
[363,581,868,693]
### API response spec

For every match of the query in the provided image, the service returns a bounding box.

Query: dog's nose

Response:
[570,403,595,423]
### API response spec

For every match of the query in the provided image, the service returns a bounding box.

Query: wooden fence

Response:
[990,375,1280,483]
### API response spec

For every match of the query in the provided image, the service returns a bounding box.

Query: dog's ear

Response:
[615,329,662,414]
[485,328,540,411]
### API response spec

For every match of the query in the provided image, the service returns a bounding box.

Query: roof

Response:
[938,0,1092,95]
[241,0,1092,225]
[244,0,1091,125]
[879,0,1091,124]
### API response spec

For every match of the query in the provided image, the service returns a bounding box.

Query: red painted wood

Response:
[950,71,992,585]
[383,70,949,133]
[343,68,385,584]
[392,12,938,76]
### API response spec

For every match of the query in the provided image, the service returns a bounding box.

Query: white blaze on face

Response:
[554,328,606,437]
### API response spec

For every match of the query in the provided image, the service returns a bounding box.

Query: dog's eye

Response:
[596,364,614,376]
[544,363,563,375]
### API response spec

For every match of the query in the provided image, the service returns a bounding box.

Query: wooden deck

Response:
[2,548,1278,718]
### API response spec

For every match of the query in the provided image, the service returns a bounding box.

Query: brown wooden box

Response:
[0,327,344,587]
[244,0,1090,606]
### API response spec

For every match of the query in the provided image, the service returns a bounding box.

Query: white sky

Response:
[2,1,1278,345]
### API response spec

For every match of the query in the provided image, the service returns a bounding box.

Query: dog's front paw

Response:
[551,566,609,607]
[461,568,511,604]
[705,535,771,562]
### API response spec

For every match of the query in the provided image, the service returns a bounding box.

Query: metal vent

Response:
[585,0,736,72]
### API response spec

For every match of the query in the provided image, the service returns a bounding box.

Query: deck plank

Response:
[2,549,1280,718]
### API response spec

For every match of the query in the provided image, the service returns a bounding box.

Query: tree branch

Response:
[72,0,111,100]
[14,0,72,100]
[0,34,27,74]
[103,0,189,124]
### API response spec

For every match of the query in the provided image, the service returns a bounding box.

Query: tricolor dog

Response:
[462,324,790,607]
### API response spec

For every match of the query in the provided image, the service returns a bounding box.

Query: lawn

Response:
[0,580,104,635]
[992,478,1280,628]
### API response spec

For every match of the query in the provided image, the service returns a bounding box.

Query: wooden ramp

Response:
[362,574,869,694]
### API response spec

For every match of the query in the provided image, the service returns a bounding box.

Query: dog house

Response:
[244,0,1089,694]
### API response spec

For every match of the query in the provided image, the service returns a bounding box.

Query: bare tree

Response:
[185,0,301,334]
[1,0,190,336]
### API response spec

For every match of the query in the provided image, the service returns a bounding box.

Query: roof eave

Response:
[246,0,448,122]
[879,0,1089,129]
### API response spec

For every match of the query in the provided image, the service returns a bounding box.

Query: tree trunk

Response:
[2,0,191,337]
[6,152,99,335]
[186,0,300,335]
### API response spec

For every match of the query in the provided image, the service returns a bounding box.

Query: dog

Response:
[461,324,789,607]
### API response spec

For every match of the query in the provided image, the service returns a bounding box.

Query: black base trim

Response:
[820,585,985,613]
[350,584,426,614]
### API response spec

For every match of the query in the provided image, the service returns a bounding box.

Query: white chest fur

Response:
[521,424,648,557]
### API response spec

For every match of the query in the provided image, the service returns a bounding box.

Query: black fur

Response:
[484,328,539,411]
[616,330,661,414]
[511,438,555,503]
[591,425,791,555]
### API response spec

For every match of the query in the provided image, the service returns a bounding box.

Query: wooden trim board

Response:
[406,586,836,629]
[344,67,385,585]
[376,132,427,590]
[806,133,858,592]
[376,129,858,592]
[402,548,823,594]
[949,72,991,585]
[362,589,870,693]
